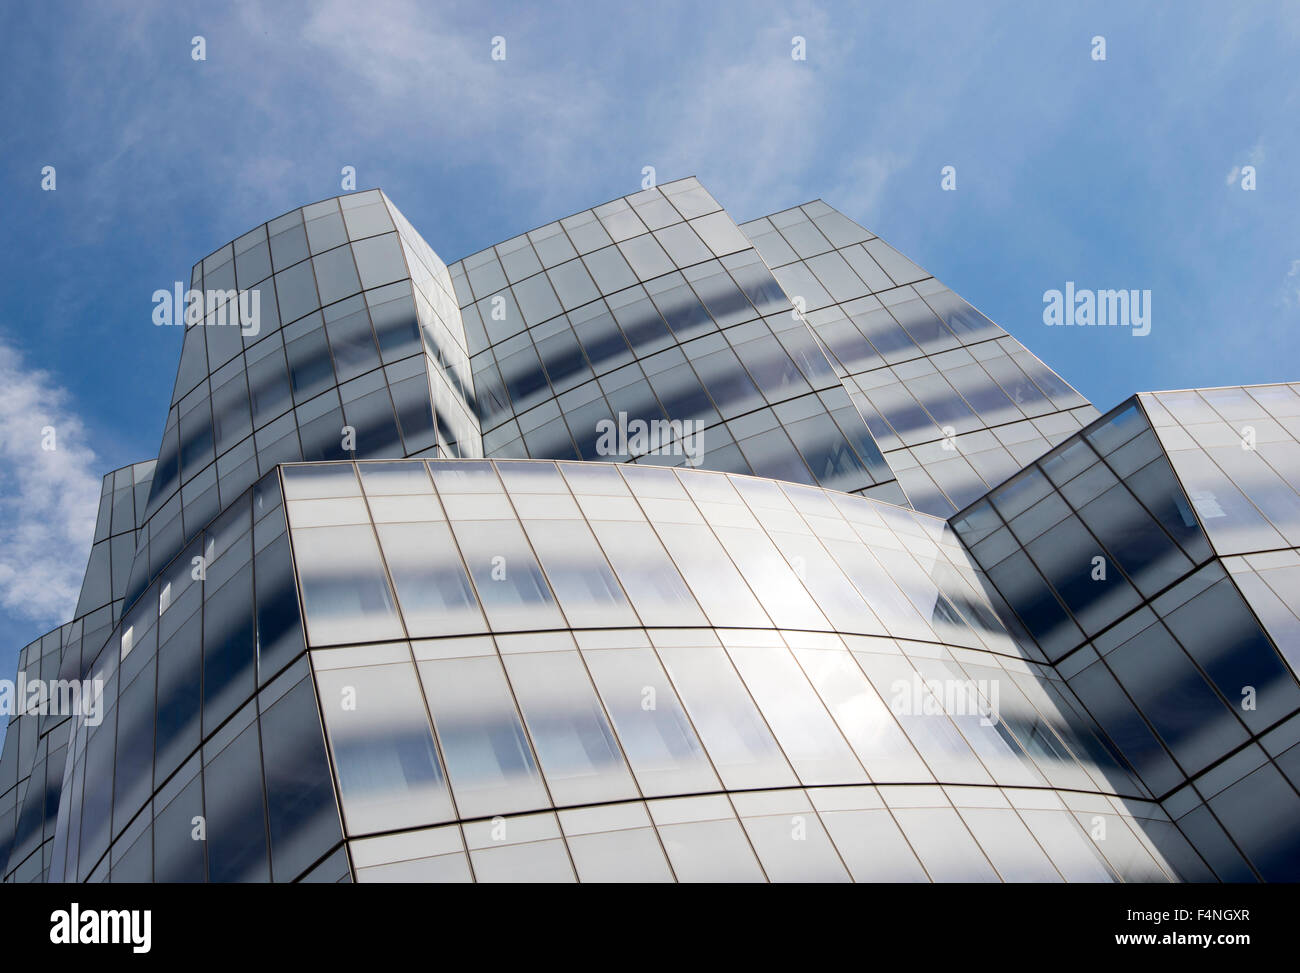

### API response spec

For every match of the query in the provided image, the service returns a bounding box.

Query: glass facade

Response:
[0,182,1294,882]
[952,393,1300,880]
[740,202,1098,517]
[286,458,1196,882]
[123,190,482,624]
[447,180,905,506]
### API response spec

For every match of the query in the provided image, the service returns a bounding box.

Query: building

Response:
[1,179,1296,882]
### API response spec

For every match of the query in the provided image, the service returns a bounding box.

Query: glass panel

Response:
[818,805,930,881]
[656,817,765,882]
[522,519,639,627]
[203,562,256,729]
[1025,516,1142,636]
[1068,660,1184,794]
[314,659,453,834]
[112,664,155,834]
[203,722,270,883]
[565,826,674,883]
[822,540,934,641]
[582,646,719,796]
[291,524,404,645]
[502,650,638,806]
[1107,622,1247,773]
[154,618,202,787]
[588,521,707,626]
[1169,449,1286,554]
[260,676,342,881]
[891,807,998,881]
[448,519,564,630]
[1164,578,1300,732]
[712,526,828,630]
[958,807,1062,881]
[768,532,887,635]
[651,522,769,627]
[1018,809,1115,882]
[153,768,204,882]
[1078,484,1192,596]
[724,640,864,785]
[375,522,485,636]
[255,532,306,682]
[469,837,575,882]
[852,653,992,785]
[794,646,932,782]
[740,811,850,882]
[909,657,1045,787]
[418,655,549,819]
[1208,763,1300,881]
[657,642,796,790]
[1077,811,1170,882]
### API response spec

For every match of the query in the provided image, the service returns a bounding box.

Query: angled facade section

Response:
[741,202,1098,516]
[1141,385,1300,675]
[122,190,481,628]
[951,387,1300,881]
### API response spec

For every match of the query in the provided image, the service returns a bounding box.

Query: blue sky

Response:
[1,0,1298,691]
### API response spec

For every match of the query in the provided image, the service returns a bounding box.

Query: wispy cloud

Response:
[0,336,101,628]
[230,0,614,217]
[644,5,836,217]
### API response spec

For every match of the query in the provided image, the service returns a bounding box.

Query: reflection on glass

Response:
[822,540,933,640]
[794,647,931,782]
[852,652,991,785]
[892,807,998,882]
[723,640,864,785]
[449,520,564,631]
[522,519,638,627]
[657,643,796,790]
[202,723,270,882]
[314,660,453,835]
[582,647,719,796]
[711,526,828,630]
[1018,809,1115,882]
[418,656,549,818]
[588,521,707,626]
[911,657,1045,787]
[652,523,769,627]
[503,651,638,807]
[291,525,404,646]
[1106,622,1247,774]
[375,523,485,636]
[777,527,886,624]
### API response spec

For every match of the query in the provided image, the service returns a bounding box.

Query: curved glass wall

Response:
[276,458,1200,882]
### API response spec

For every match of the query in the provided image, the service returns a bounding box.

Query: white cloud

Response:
[231,0,614,214]
[0,337,102,628]
[643,7,834,218]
